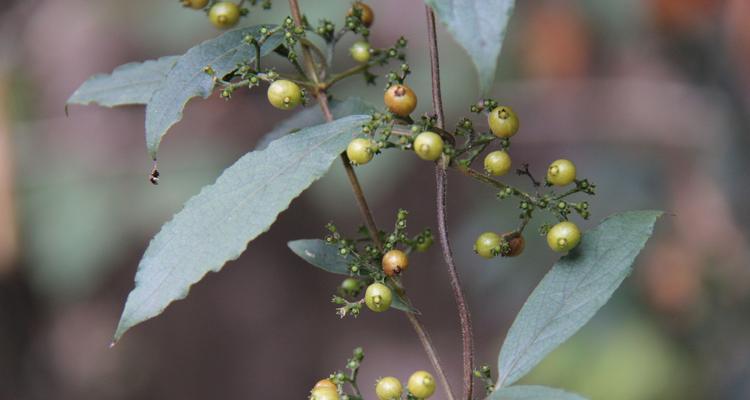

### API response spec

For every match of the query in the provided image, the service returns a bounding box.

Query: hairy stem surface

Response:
[425,6,475,400]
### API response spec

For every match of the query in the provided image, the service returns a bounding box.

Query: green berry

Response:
[413,131,444,161]
[341,278,361,294]
[488,106,519,138]
[365,283,392,312]
[267,79,302,110]
[546,221,581,252]
[483,150,512,176]
[375,377,403,400]
[474,232,501,259]
[407,371,436,399]
[208,2,241,29]
[546,159,577,186]
[310,387,339,400]
[349,41,371,63]
[346,138,375,165]
[182,0,209,9]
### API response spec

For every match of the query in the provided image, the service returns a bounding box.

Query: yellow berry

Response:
[346,138,375,165]
[413,131,444,161]
[483,150,512,176]
[546,159,577,186]
[488,106,519,138]
[546,221,581,252]
[208,2,241,29]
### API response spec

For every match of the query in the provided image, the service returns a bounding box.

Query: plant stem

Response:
[286,2,455,399]
[425,6,475,400]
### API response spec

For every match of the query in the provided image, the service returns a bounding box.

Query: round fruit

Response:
[488,106,519,138]
[310,387,339,400]
[346,138,375,165]
[546,159,576,186]
[384,84,417,117]
[501,232,525,257]
[407,371,436,399]
[208,2,241,29]
[267,80,302,110]
[375,377,403,400]
[347,2,374,27]
[474,232,501,259]
[182,0,209,9]
[546,221,581,252]
[340,278,361,295]
[350,41,371,63]
[484,150,512,176]
[413,131,444,161]
[365,282,392,312]
[314,379,337,390]
[382,249,409,276]
[415,235,433,252]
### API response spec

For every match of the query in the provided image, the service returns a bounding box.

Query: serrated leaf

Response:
[425,0,515,94]
[287,238,419,314]
[496,210,662,387]
[114,115,368,342]
[145,26,283,159]
[67,56,179,107]
[256,97,376,150]
[489,385,588,400]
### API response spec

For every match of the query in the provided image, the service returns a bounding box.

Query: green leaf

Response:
[496,210,663,387]
[489,385,588,400]
[67,56,179,108]
[288,239,353,275]
[145,26,283,159]
[425,0,515,94]
[256,97,376,150]
[114,115,368,342]
[287,238,419,314]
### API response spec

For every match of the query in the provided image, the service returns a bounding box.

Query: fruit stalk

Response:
[425,5,475,400]
[286,1,455,399]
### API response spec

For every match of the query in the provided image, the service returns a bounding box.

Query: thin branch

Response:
[286,2,455,399]
[425,6,475,400]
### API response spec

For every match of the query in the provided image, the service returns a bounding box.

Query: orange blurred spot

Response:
[520,4,591,79]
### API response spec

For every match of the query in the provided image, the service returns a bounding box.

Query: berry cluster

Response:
[327,210,432,317]
[309,348,437,400]
[345,90,596,257]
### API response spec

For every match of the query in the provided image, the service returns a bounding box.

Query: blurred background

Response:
[0,0,749,399]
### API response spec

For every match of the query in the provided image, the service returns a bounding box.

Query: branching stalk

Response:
[425,6,475,400]
[286,2,455,399]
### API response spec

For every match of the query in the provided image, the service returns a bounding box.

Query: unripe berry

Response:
[267,80,302,110]
[474,232,501,259]
[182,0,209,9]
[208,2,241,29]
[365,283,392,312]
[314,379,337,390]
[349,41,371,64]
[381,249,409,276]
[311,387,339,400]
[488,106,519,138]
[384,84,417,117]
[346,138,375,165]
[347,2,374,27]
[407,371,436,399]
[413,131,444,161]
[375,377,403,400]
[484,150,512,176]
[546,221,581,252]
[340,278,361,295]
[546,159,577,186]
